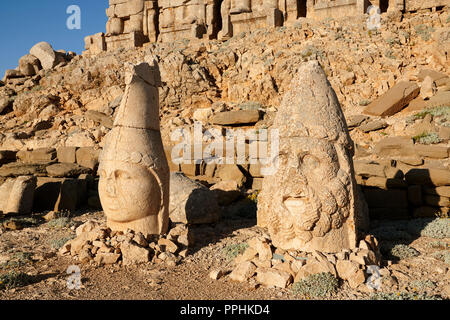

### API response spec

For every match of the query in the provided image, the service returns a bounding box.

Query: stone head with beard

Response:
[257,61,367,253]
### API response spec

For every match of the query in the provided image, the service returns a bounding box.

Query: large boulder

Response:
[30,42,57,70]
[18,54,41,76]
[169,172,220,224]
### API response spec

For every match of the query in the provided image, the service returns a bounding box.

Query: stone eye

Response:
[115,170,130,179]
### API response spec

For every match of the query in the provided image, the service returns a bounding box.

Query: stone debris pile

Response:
[212,234,382,290]
[59,220,194,266]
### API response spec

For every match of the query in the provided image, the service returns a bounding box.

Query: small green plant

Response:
[223,243,249,260]
[370,291,441,300]
[413,132,442,145]
[47,217,74,229]
[0,252,33,270]
[292,272,339,298]
[388,244,420,260]
[415,24,435,41]
[384,49,396,59]
[0,271,34,290]
[49,235,75,249]
[415,218,450,239]
[408,279,436,292]
[433,251,450,264]
[359,99,371,107]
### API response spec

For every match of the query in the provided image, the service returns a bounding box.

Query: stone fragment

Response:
[420,76,436,99]
[209,269,225,280]
[229,261,256,282]
[354,161,386,177]
[169,172,220,224]
[76,220,101,237]
[76,147,100,170]
[235,247,258,264]
[364,81,420,116]
[405,168,450,186]
[248,237,273,261]
[17,148,57,164]
[373,137,415,158]
[257,60,362,253]
[335,260,365,289]
[18,54,41,76]
[95,252,121,265]
[210,110,260,125]
[414,145,449,159]
[120,240,150,265]
[215,165,246,188]
[158,238,178,254]
[0,163,48,177]
[30,42,57,70]
[46,163,92,177]
[364,177,407,189]
[359,119,388,133]
[98,62,170,236]
[0,176,36,215]
[56,147,77,164]
[256,268,292,288]
[347,115,369,128]
[85,110,114,129]
[210,180,241,206]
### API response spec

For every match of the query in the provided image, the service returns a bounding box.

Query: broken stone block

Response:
[359,119,388,133]
[56,147,77,164]
[414,145,449,159]
[0,176,36,215]
[94,252,121,265]
[405,168,450,186]
[335,260,366,289]
[169,172,220,224]
[256,268,292,288]
[215,164,246,188]
[16,148,57,164]
[76,147,100,170]
[120,240,151,265]
[364,81,420,116]
[210,110,260,125]
[354,161,386,178]
[373,136,415,158]
[46,163,92,178]
[248,237,273,261]
[229,261,256,282]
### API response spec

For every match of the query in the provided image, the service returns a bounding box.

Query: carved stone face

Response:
[278,137,352,243]
[98,161,161,223]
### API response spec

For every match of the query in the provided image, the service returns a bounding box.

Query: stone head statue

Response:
[258,60,362,253]
[98,62,170,236]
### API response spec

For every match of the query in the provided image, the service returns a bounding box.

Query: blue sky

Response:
[0,0,108,77]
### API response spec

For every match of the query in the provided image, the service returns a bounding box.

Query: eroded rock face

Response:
[98,62,170,236]
[257,60,365,253]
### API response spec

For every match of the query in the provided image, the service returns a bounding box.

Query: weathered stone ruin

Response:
[84,0,449,53]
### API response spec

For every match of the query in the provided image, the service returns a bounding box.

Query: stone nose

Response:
[105,176,117,196]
